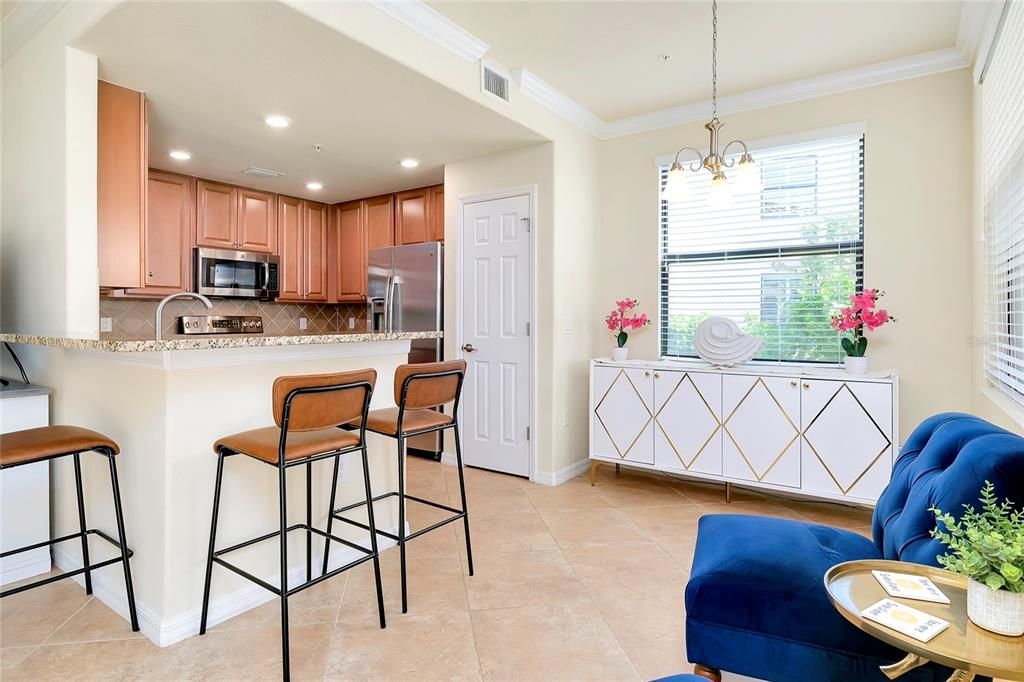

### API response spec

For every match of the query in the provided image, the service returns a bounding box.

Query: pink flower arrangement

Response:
[606,298,651,348]
[831,288,895,357]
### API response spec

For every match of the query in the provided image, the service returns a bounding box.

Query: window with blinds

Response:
[983,1,1024,406]
[659,133,865,363]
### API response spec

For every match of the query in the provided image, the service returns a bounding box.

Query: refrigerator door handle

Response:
[390,277,403,333]
[384,275,394,333]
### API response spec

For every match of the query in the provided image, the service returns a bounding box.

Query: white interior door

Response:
[460,194,532,476]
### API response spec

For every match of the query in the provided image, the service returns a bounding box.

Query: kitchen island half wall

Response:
[0,332,440,646]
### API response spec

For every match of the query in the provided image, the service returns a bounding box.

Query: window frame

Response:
[657,133,866,364]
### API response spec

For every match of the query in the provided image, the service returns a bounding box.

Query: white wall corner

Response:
[957,0,1000,75]
[0,0,67,64]
[531,458,590,487]
[366,0,489,63]
[512,68,606,139]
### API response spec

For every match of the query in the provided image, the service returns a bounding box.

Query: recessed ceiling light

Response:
[264,115,291,128]
[399,158,420,169]
[168,150,192,161]
[306,181,323,191]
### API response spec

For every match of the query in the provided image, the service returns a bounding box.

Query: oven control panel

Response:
[178,315,264,335]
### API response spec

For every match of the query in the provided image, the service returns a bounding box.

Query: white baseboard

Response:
[1,548,51,586]
[531,458,590,487]
[52,531,398,648]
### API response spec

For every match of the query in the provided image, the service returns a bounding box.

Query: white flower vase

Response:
[611,347,629,362]
[844,356,869,375]
[968,579,1024,636]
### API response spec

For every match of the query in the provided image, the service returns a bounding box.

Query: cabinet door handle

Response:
[654,372,661,378]
[644,371,651,377]
[790,380,797,387]
[802,383,810,389]
[148,271,154,277]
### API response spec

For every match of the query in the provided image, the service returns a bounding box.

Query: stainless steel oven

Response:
[194,248,279,299]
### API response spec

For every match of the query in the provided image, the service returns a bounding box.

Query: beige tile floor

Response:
[0,459,881,681]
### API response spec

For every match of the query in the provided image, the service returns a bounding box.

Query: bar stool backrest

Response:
[394,360,466,409]
[273,369,377,431]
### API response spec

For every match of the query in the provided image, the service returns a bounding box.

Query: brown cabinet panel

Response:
[98,81,147,289]
[277,195,303,301]
[333,201,367,302]
[196,180,238,249]
[365,194,394,250]
[304,201,329,302]
[238,188,277,253]
[395,188,430,245]
[143,170,193,293]
[428,184,444,242]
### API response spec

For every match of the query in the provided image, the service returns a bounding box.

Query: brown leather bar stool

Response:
[0,425,139,631]
[199,370,385,682]
[328,360,471,614]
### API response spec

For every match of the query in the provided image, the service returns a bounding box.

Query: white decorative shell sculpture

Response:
[693,317,764,367]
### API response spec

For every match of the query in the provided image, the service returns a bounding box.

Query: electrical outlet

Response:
[100,317,112,332]
[348,317,355,330]
[562,408,569,427]
[299,317,308,330]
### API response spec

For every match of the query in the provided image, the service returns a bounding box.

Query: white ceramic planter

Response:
[844,356,869,375]
[967,578,1024,636]
[611,347,629,361]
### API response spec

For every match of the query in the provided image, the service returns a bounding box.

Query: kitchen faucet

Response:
[155,292,213,341]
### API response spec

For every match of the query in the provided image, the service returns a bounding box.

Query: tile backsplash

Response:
[99,298,368,340]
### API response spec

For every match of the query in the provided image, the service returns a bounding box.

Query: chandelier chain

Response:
[712,0,718,120]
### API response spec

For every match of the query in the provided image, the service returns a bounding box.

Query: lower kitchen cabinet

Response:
[590,360,898,505]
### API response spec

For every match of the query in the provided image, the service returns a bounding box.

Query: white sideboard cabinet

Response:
[589,359,898,505]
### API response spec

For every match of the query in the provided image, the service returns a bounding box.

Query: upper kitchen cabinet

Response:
[331,201,367,302]
[277,196,328,302]
[98,81,148,289]
[196,182,276,252]
[196,180,237,249]
[395,188,430,245]
[365,194,395,250]
[138,170,193,295]
[428,184,444,242]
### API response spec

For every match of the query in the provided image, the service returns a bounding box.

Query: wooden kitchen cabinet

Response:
[428,184,444,241]
[237,188,277,253]
[395,188,430,245]
[331,201,368,302]
[277,196,328,302]
[196,180,237,249]
[365,194,395,250]
[98,81,147,289]
[138,170,193,295]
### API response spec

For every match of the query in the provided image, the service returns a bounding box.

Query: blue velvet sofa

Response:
[684,413,1024,682]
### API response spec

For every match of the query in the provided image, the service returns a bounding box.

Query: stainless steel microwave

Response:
[194,248,279,300]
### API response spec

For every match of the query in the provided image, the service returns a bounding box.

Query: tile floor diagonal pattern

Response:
[0,460,975,682]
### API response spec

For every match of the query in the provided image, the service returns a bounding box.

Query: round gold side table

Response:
[824,559,1024,682]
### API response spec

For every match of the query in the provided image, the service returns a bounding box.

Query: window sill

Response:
[980,385,1024,431]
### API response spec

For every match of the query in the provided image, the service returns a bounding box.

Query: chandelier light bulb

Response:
[663,163,688,202]
[736,154,761,194]
[709,171,732,209]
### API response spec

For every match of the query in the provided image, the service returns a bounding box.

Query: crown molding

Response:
[512,68,605,138]
[367,0,489,63]
[600,48,968,140]
[1,0,67,64]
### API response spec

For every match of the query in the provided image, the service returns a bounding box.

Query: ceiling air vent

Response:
[480,60,511,105]
[242,167,285,179]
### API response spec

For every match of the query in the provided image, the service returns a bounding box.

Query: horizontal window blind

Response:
[984,0,1024,405]
[659,134,864,363]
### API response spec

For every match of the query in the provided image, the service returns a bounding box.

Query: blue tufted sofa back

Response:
[872,412,1024,565]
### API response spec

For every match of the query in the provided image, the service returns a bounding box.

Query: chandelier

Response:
[663,0,758,207]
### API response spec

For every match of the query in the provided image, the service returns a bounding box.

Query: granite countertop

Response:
[0,331,442,353]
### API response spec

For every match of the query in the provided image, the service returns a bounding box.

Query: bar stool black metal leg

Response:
[278,462,291,682]
[106,451,140,632]
[360,446,386,629]
[397,434,408,614]
[72,452,93,596]
[200,451,226,635]
[322,454,340,576]
[305,460,312,584]
[452,426,474,577]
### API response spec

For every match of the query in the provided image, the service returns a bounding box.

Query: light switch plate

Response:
[100,317,112,332]
[348,317,355,330]
[299,317,308,330]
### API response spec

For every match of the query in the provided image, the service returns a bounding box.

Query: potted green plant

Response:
[930,481,1024,636]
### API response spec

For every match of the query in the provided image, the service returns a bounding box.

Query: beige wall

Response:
[597,70,974,443]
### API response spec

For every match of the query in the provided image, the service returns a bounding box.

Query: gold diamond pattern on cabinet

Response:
[723,378,799,481]
[594,370,652,459]
[803,383,891,494]
[654,374,720,469]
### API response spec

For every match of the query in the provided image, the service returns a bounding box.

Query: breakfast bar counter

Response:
[1,333,431,645]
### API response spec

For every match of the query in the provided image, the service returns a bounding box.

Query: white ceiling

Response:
[75,1,543,203]
[431,0,964,121]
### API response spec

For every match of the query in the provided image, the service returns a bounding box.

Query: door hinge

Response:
[520,217,530,232]
[526,322,530,336]
[526,426,531,441]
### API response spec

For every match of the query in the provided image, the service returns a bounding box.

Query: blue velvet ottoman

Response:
[684,413,1024,682]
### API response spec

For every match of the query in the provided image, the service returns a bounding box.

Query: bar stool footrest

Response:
[0,529,134,598]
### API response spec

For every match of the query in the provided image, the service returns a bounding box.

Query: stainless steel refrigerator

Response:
[368,242,445,456]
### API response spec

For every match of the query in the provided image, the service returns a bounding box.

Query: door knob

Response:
[462,344,478,353]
